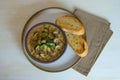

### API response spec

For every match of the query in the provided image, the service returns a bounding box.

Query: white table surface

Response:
[0,0,120,80]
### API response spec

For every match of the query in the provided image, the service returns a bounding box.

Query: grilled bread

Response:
[56,15,85,35]
[56,15,88,57]
[65,32,88,57]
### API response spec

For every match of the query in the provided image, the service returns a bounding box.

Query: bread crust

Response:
[76,37,88,57]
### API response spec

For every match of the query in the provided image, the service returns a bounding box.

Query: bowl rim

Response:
[24,22,67,63]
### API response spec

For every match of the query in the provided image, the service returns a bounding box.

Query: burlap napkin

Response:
[72,8,113,76]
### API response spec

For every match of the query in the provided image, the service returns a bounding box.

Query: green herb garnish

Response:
[36,32,56,52]
[47,43,55,49]
[45,37,53,43]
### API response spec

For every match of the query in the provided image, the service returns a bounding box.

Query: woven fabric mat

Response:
[72,8,113,76]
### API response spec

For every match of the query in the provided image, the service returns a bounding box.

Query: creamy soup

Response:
[26,23,66,62]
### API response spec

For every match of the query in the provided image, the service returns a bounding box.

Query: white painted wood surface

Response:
[0,0,120,80]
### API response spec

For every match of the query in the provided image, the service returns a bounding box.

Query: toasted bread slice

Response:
[65,32,88,57]
[56,15,85,35]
